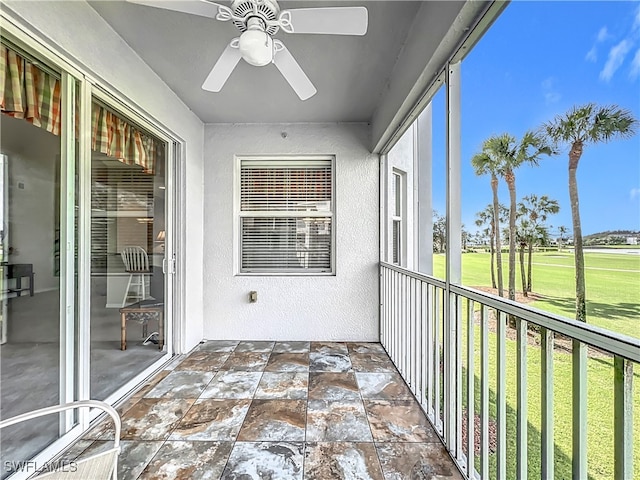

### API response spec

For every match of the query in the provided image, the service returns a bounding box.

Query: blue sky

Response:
[430,1,640,236]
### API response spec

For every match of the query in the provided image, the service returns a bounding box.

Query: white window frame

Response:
[391,169,406,266]
[234,155,336,276]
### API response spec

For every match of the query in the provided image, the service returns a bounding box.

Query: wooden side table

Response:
[119,300,164,351]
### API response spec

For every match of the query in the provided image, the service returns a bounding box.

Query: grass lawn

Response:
[427,251,640,478]
[433,250,640,339]
[460,323,640,480]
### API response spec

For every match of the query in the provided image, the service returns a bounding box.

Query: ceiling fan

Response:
[125,0,369,100]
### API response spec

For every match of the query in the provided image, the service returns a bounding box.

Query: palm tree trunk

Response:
[519,243,527,297]
[491,175,504,297]
[527,242,534,293]
[506,171,517,302]
[490,222,496,289]
[569,142,587,322]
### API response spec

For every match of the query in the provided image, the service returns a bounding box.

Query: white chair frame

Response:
[0,400,121,480]
[120,246,150,307]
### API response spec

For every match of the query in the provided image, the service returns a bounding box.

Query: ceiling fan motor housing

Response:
[231,0,281,35]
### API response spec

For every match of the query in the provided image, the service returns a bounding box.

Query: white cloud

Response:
[631,188,640,200]
[633,5,640,31]
[597,26,610,42]
[600,39,632,81]
[586,26,609,62]
[630,49,640,79]
[541,77,561,105]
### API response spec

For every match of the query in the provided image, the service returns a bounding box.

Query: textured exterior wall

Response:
[204,123,379,341]
[3,1,205,352]
[386,124,416,268]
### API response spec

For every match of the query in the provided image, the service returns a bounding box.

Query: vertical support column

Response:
[59,72,76,434]
[497,311,507,479]
[426,284,434,417]
[444,61,462,453]
[516,318,528,479]
[77,78,92,429]
[480,305,490,479]
[447,65,462,281]
[416,104,433,275]
[614,356,633,479]
[466,299,475,477]
[380,154,388,264]
[541,327,555,479]
[572,340,587,478]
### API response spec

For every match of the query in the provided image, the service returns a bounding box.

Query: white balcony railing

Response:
[380,262,639,480]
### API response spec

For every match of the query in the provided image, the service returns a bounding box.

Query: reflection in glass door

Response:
[0,154,7,346]
[0,112,64,476]
[89,100,167,400]
[0,40,80,475]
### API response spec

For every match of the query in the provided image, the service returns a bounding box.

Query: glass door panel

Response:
[0,115,63,477]
[0,42,80,476]
[89,100,167,400]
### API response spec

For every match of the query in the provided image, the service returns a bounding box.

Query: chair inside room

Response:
[119,264,164,351]
[120,246,150,307]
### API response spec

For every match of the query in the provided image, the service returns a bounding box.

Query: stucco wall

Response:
[204,123,379,341]
[3,0,205,352]
[386,123,416,268]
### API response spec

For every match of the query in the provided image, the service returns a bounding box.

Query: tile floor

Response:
[72,341,462,479]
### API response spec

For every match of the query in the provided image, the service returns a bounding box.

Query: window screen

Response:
[238,158,333,274]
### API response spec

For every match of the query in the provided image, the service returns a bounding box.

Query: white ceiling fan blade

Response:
[125,0,231,21]
[202,40,241,92]
[281,7,368,35]
[273,42,317,101]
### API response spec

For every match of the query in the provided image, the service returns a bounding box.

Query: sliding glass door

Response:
[0,31,176,475]
[89,99,168,401]
[0,48,72,475]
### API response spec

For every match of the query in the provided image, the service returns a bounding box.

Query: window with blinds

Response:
[238,157,334,274]
[391,170,403,265]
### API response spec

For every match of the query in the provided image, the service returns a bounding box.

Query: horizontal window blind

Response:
[240,159,331,213]
[392,219,400,265]
[239,158,333,274]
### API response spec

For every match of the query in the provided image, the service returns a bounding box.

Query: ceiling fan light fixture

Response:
[239,29,273,66]
[127,0,369,100]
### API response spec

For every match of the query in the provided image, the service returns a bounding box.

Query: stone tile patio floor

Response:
[70,341,462,479]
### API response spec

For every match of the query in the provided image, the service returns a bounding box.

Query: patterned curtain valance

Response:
[91,103,159,174]
[0,45,61,135]
[1,45,160,174]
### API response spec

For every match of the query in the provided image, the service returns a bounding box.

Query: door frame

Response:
[0,12,186,477]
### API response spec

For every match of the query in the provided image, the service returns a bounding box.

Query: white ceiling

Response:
[88,1,440,124]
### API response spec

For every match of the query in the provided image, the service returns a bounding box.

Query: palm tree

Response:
[475,203,509,290]
[542,104,638,322]
[515,218,532,296]
[557,225,568,251]
[485,133,554,302]
[475,205,496,288]
[518,194,560,293]
[472,141,506,296]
